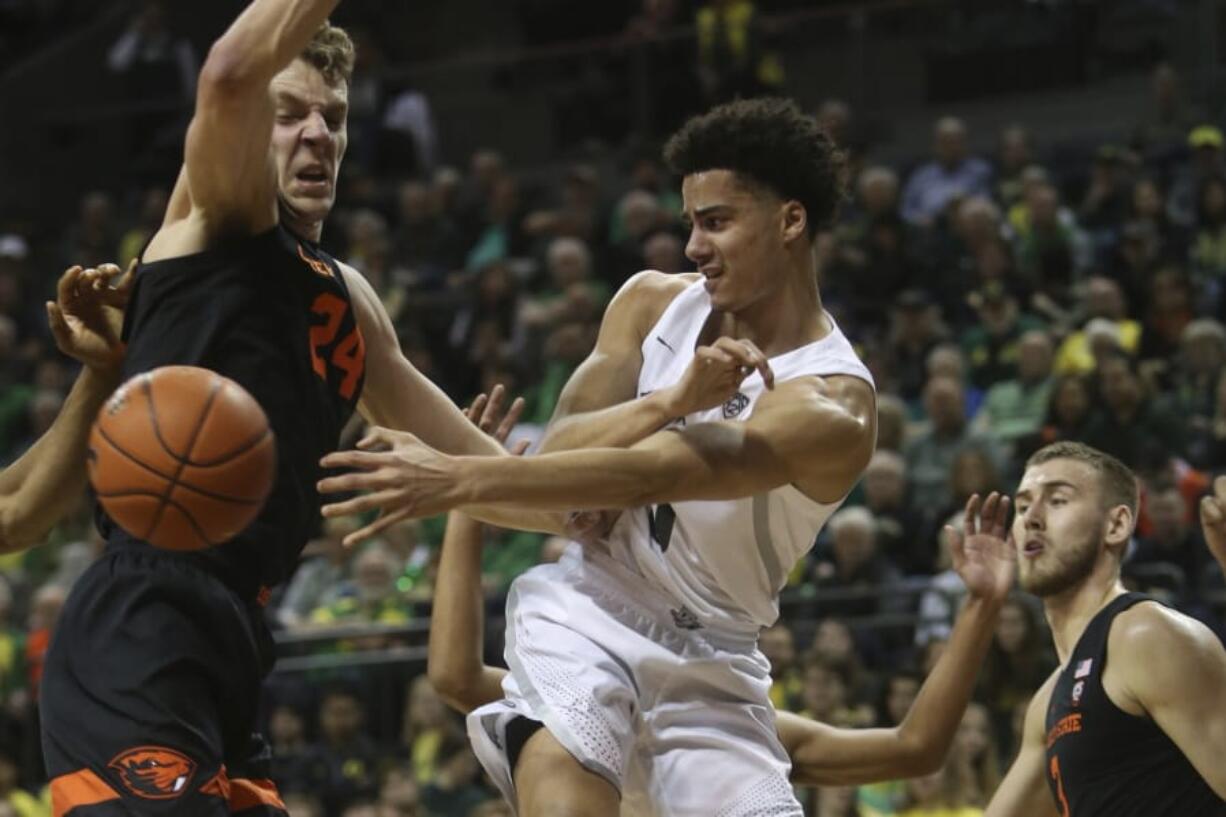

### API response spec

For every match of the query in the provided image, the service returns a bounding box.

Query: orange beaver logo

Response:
[108,746,197,800]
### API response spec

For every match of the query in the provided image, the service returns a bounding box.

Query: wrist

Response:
[652,385,687,420]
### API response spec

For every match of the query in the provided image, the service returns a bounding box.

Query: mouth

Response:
[294,166,331,194]
[1022,539,1045,559]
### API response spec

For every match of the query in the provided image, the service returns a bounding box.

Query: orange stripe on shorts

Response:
[50,768,120,816]
[229,777,286,812]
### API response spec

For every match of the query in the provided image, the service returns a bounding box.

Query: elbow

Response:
[0,506,36,555]
[426,665,479,715]
[199,41,266,97]
[893,727,946,778]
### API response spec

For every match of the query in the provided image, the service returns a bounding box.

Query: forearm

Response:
[896,595,1003,758]
[537,389,678,453]
[204,0,340,86]
[428,512,506,712]
[0,366,119,553]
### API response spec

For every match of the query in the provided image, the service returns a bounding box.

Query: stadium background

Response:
[2,0,1226,815]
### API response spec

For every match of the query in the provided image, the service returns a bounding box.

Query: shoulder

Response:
[1111,601,1219,660]
[601,270,697,340]
[758,374,875,431]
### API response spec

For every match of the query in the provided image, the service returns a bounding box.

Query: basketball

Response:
[88,365,277,551]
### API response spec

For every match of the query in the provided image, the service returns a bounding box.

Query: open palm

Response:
[47,262,134,370]
[945,492,1016,602]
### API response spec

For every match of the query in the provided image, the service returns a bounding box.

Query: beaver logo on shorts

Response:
[722,392,750,419]
[108,746,197,799]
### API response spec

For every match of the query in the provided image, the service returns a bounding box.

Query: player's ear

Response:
[780,200,807,244]
[1104,504,1133,550]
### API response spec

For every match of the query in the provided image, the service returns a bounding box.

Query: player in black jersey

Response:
[984,441,1226,817]
[40,2,558,815]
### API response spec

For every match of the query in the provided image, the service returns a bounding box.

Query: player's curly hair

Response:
[663,97,847,237]
[302,22,355,86]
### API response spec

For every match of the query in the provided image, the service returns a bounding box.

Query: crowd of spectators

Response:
[2,1,1226,813]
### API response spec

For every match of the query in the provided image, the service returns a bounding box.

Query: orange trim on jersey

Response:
[229,777,286,812]
[50,768,121,816]
[298,244,335,279]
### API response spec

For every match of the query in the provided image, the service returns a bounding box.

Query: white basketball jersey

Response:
[603,278,875,634]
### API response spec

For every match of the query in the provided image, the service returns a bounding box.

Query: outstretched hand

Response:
[1199,475,1226,574]
[465,384,528,454]
[47,261,135,371]
[945,492,1015,603]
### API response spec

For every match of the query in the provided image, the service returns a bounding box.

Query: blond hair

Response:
[301,22,355,86]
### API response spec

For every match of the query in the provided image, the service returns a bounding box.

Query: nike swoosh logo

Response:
[656,336,675,352]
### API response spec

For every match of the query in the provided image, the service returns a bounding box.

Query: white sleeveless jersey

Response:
[603,277,875,634]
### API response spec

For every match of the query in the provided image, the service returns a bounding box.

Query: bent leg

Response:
[514,728,620,817]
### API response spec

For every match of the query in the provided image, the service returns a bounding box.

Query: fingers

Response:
[1201,494,1223,526]
[963,493,981,535]
[56,265,83,306]
[480,385,506,433]
[319,487,402,519]
[711,337,775,388]
[356,426,409,451]
[495,397,525,443]
[1216,474,1226,502]
[45,301,70,350]
[511,439,531,456]
[993,495,1011,537]
[465,393,488,424]
[319,448,390,475]
[342,507,414,548]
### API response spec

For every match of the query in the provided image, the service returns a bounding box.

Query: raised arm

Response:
[183,0,340,230]
[1111,603,1226,799]
[319,373,874,543]
[0,264,130,553]
[782,494,1013,785]
[984,676,1062,817]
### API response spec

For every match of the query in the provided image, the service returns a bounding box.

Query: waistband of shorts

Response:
[564,543,761,652]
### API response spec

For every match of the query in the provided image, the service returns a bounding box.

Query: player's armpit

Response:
[537,271,691,453]
[1113,604,1226,799]
[985,679,1061,817]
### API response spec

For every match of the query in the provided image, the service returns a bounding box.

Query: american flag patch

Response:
[1075,659,1093,679]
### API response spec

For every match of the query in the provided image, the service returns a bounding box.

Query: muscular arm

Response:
[536,271,689,453]
[457,376,874,511]
[342,265,564,535]
[427,512,508,713]
[184,0,339,230]
[985,675,1062,817]
[1113,604,1226,799]
[0,366,118,553]
[783,596,1003,786]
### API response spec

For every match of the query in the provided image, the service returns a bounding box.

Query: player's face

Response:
[1012,459,1110,597]
[681,170,799,312]
[269,60,349,230]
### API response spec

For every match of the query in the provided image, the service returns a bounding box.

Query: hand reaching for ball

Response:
[47,261,135,371]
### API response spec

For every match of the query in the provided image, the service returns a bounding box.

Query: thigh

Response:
[514,727,620,817]
[642,657,801,817]
[41,560,271,816]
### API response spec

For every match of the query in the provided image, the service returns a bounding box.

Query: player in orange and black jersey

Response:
[40,3,562,815]
[983,441,1226,817]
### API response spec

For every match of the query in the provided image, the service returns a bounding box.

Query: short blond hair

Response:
[302,22,355,86]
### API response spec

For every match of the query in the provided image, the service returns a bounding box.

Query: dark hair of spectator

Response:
[663,97,847,237]
[1026,440,1139,519]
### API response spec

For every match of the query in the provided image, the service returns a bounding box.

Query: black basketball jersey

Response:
[102,224,367,595]
[1044,592,1225,817]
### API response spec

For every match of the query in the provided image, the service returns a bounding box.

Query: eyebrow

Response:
[681,204,732,223]
[1015,480,1078,501]
[274,91,348,116]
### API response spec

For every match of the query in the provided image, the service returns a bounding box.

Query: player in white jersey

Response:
[321,99,878,816]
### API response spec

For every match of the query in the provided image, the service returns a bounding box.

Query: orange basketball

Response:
[88,365,277,551]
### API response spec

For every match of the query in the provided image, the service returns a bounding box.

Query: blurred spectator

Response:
[798,659,871,728]
[377,766,419,817]
[309,685,381,816]
[391,181,464,291]
[279,517,358,629]
[856,669,922,816]
[282,791,324,817]
[61,192,118,270]
[1133,63,1199,162]
[606,190,670,285]
[897,760,983,817]
[1175,319,1226,460]
[268,703,315,796]
[915,511,966,647]
[642,231,686,274]
[809,618,877,709]
[925,344,982,419]
[1127,484,1210,601]
[1078,145,1133,239]
[875,394,909,454]
[1189,173,1226,292]
[419,730,489,817]
[1129,177,1188,268]
[402,675,455,786]
[1082,351,1185,468]
[815,786,859,817]
[812,508,903,619]
[1169,126,1225,229]
[381,82,439,177]
[959,284,1046,391]
[887,290,949,403]
[308,544,412,633]
[974,329,1054,452]
[901,118,993,227]
[1138,266,1194,366]
[694,0,782,104]
[0,746,42,817]
[1013,181,1081,305]
[950,702,1000,808]
[993,125,1032,210]
[976,598,1054,755]
[22,581,65,703]
[904,376,1002,515]
[1052,277,1141,375]
[523,164,604,245]
[117,187,169,267]
[861,451,926,574]
[759,622,802,710]
[0,577,23,710]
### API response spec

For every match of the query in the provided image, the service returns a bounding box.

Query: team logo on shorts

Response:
[108,746,196,800]
[723,392,750,419]
[670,605,703,630]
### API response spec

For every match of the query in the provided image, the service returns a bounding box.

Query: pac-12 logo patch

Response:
[108,746,196,800]
[722,392,750,418]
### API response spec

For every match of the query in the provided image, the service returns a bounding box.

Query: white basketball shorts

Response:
[466,545,801,817]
